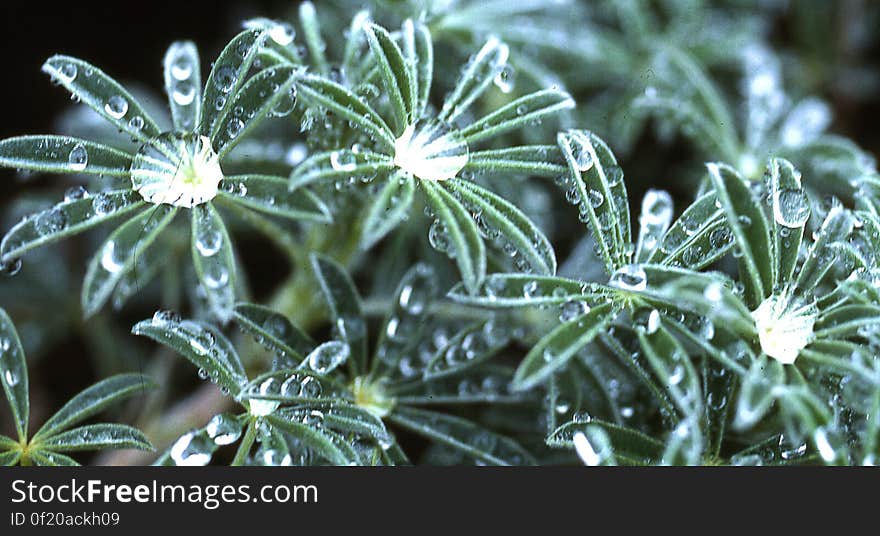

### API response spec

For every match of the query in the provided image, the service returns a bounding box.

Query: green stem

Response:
[231,419,258,466]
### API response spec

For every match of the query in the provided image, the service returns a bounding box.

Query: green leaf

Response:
[233,303,316,364]
[796,204,854,291]
[39,424,152,452]
[219,175,331,222]
[361,172,415,249]
[364,22,415,132]
[163,41,202,131]
[466,145,566,178]
[34,374,153,440]
[448,273,608,308]
[298,1,329,74]
[295,75,395,149]
[768,158,808,287]
[446,178,556,276]
[649,192,733,269]
[29,451,79,466]
[0,308,28,442]
[815,305,880,339]
[132,317,247,396]
[636,320,702,418]
[423,321,507,380]
[547,419,663,465]
[301,401,392,448]
[289,149,394,190]
[512,303,615,391]
[200,28,266,136]
[81,205,177,317]
[212,65,299,158]
[42,55,162,145]
[0,450,21,466]
[402,19,433,117]
[421,181,486,294]
[388,406,535,465]
[461,89,574,144]
[707,162,773,307]
[1,190,144,264]
[557,129,631,273]
[191,204,236,322]
[310,254,367,376]
[0,136,133,177]
[239,369,347,404]
[266,413,352,465]
[439,37,509,123]
[733,355,785,430]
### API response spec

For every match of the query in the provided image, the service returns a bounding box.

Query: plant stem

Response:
[231,419,258,466]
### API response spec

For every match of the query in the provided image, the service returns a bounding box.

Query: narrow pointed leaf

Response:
[40,424,152,452]
[35,373,154,440]
[446,178,556,275]
[295,75,395,149]
[0,450,20,466]
[212,65,300,158]
[364,22,415,132]
[423,321,508,380]
[200,28,266,135]
[513,303,615,391]
[796,204,854,291]
[310,254,367,376]
[30,451,79,466]
[289,148,394,190]
[1,190,144,263]
[0,136,133,177]
[163,41,202,131]
[448,274,608,308]
[0,309,28,442]
[191,204,236,322]
[649,192,734,269]
[266,413,351,465]
[547,419,663,465]
[298,1,329,73]
[466,145,566,178]
[403,19,433,116]
[637,321,702,418]
[439,38,509,123]
[42,55,162,144]
[421,181,485,294]
[707,162,773,306]
[388,406,535,465]
[233,303,316,363]
[461,89,575,144]
[361,172,415,249]
[132,318,247,396]
[769,158,808,286]
[219,175,330,222]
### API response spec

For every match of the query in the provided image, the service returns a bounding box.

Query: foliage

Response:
[1,0,879,465]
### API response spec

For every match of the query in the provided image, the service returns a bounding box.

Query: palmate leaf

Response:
[361,172,416,249]
[163,41,202,132]
[460,89,575,144]
[289,148,394,190]
[81,205,177,317]
[219,175,331,222]
[707,162,773,307]
[132,317,247,397]
[557,129,631,273]
[42,55,162,145]
[39,423,152,452]
[34,373,153,440]
[310,254,368,376]
[466,145,566,178]
[294,75,395,149]
[421,181,485,295]
[0,308,28,441]
[364,22,416,133]
[211,65,300,158]
[438,37,509,124]
[513,303,615,392]
[448,273,609,308]
[547,419,663,466]
[445,179,556,276]
[191,204,236,322]
[0,136,132,177]
[233,303,316,364]
[200,28,266,136]
[1,190,144,263]
[387,406,535,466]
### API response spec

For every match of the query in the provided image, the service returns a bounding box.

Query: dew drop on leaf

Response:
[67,143,88,171]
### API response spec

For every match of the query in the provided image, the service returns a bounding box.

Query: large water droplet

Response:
[306,340,350,374]
[609,264,647,291]
[772,188,810,228]
[68,144,88,171]
[104,95,129,119]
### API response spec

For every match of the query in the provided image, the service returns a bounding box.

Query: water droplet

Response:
[67,144,88,171]
[306,340,349,374]
[493,64,515,94]
[100,241,124,273]
[268,22,295,46]
[226,118,244,139]
[772,188,810,228]
[58,62,77,82]
[170,431,212,466]
[215,65,236,93]
[172,81,196,106]
[646,309,661,334]
[0,258,22,276]
[559,300,588,322]
[64,185,89,202]
[609,264,647,291]
[35,208,67,236]
[206,413,241,445]
[299,376,322,398]
[104,95,129,119]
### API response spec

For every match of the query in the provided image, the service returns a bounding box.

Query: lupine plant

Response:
[0,1,878,466]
